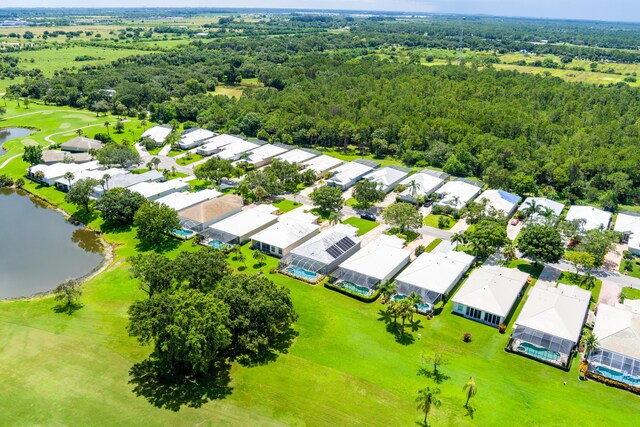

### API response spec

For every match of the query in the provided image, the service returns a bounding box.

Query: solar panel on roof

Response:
[326,246,343,259]
[335,236,355,251]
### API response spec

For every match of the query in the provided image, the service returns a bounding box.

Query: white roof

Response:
[398,172,445,198]
[208,205,279,237]
[55,167,127,187]
[565,206,612,231]
[93,170,163,193]
[128,179,190,200]
[302,155,344,174]
[245,144,290,164]
[514,284,590,342]
[251,217,320,249]
[29,160,100,180]
[328,161,376,187]
[198,134,244,154]
[276,149,319,164]
[289,224,360,263]
[452,265,529,317]
[436,180,482,209]
[156,189,221,211]
[337,235,411,281]
[141,125,173,144]
[520,197,565,217]
[215,140,260,160]
[396,251,474,295]
[614,212,640,235]
[180,128,215,145]
[363,167,410,189]
[593,303,640,360]
[476,189,521,216]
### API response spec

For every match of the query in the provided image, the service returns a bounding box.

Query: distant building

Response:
[565,206,612,231]
[275,148,320,165]
[397,169,448,203]
[128,178,190,201]
[301,154,344,176]
[178,128,216,150]
[614,211,640,256]
[141,125,173,145]
[362,166,411,194]
[178,194,244,232]
[327,159,380,191]
[475,189,521,218]
[60,137,104,153]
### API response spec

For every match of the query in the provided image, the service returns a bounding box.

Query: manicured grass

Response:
[558,271,602,308]
[385,228,420,244]
[425,238,443,253]
[423,213,457,230]
[130,168,150,174]
[168,149,184,157]
[620,286,640,301]
[272,199,302,213]
[188,179,211,192]
[309,207,336,222]
[176,153,203,166]
[345,197,358,207]
[619,256,640,279]
[341,216,378,236]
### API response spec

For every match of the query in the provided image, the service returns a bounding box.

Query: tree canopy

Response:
[517,225,564,265]
[96,187,146,225]
[133,201,180,244]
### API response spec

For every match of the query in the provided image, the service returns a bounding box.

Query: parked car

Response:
[510,218,519,226]
[423,199,433,207]
[360,213,377,221]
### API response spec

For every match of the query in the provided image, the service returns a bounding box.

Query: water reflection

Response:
[0,127,34,156]
[71,228,103,254]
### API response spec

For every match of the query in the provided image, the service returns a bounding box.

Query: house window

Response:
[465,306,481,320]
[483,312,500,325]
[457,304,464,312]
[277,248,282,255]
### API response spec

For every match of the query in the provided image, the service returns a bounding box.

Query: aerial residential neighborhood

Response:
[0,6,639,427]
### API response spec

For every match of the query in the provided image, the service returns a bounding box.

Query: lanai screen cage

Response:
[201,228,239,245]
[510,326,576,366]
[589,349,640,378]
[279,254,327,275]
[332,268,379,289]
[395,283,443,305]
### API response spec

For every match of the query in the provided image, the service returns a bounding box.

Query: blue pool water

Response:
[337,281,371,296]
[594,365,640,387]
[285,266,319,281]
[208,240,232,250]
[392,294,432,312]
[517,342,561,362]
[172,228,195,238]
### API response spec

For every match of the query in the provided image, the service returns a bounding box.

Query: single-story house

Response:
[397,169,449,203]
[519,197,565,224]
[614,211,640,256]
[141,125,173,145]
[509,284,591,368]
[41,150,92,165]
[243,143,293,168]
[178,194,244,232]
[156,188,221,212]
[279,224,361,276]
[332,234,411,290]
[197,134,245,156]
[214,139,263,161]
[565,205,612,231]
[362,166,412,194]
[588,303,640,390]
[54,167,127,192]
[251,214,320,258]
[434,179,483,210]
[91,170,163,198]
[302,154,344,176]
[205,204,279,245]
[178,128,216,150]
[60,137,104,153]
[128,178,190,201]
[27,160,100,186]
[476,189,522,217]
[275,148,320,165]
[451,265,529,327]
[395,250,474,305]
[327,159,380,191]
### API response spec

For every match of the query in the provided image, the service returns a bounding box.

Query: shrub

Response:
[415,245,426,257]
[438,216,450,229]
[0,174,14,187]
[498,323,507,334]
[463,332,472,342]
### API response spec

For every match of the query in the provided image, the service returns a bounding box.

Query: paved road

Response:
[542,259,640,290]
[417,225,454,240]
[139,154,195,176]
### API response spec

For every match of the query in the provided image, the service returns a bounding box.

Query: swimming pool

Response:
[285,266,319,281]
[516,342,561,362]
[594,365,640,387]
[208,240,232,250]
[392,294,432,313]
[337,281,372,296]
[172,228,195,239]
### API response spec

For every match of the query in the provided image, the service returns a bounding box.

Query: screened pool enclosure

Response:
[508,326,576,367]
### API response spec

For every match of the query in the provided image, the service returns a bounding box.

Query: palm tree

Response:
[451,232,465,251]
[407,179,420,200]
[398,299,413,335]
[416,387,442,426]
[102,174,111,191]
[408,292,423,321]
[63,171,74,190]
[502,242,517,265]
[581,330,599,360]
[252,249,266,267]
[378,281,398,304]
[523,199,541,219]
[451,195,461,209]
[462,377,477,408]
[581,271,597,290]
[104,121,111,136]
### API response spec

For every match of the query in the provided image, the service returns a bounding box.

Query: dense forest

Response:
[5,17,640,208]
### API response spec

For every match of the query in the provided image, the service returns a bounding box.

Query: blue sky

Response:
[2,1,639,23]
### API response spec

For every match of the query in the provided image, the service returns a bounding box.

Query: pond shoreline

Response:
[0,187,115,302]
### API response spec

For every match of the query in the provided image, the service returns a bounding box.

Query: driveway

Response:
[139,155,195,176]
[417,225,454,241]
[507,221,524,241]
[535,265,562,289]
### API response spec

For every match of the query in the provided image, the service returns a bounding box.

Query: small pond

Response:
[0,188,104,298]
[0,127,34,156]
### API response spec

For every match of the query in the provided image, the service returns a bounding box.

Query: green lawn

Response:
[345,197,358,207]
[342,216,379,236]
[0,108,638,426]
[620,286,640,301]
[558,271,602,308]
[176,153,204,166]
[619,256,640,279]
[272,199,302,213]
[423,213,457,230]
[425,238,443,253]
